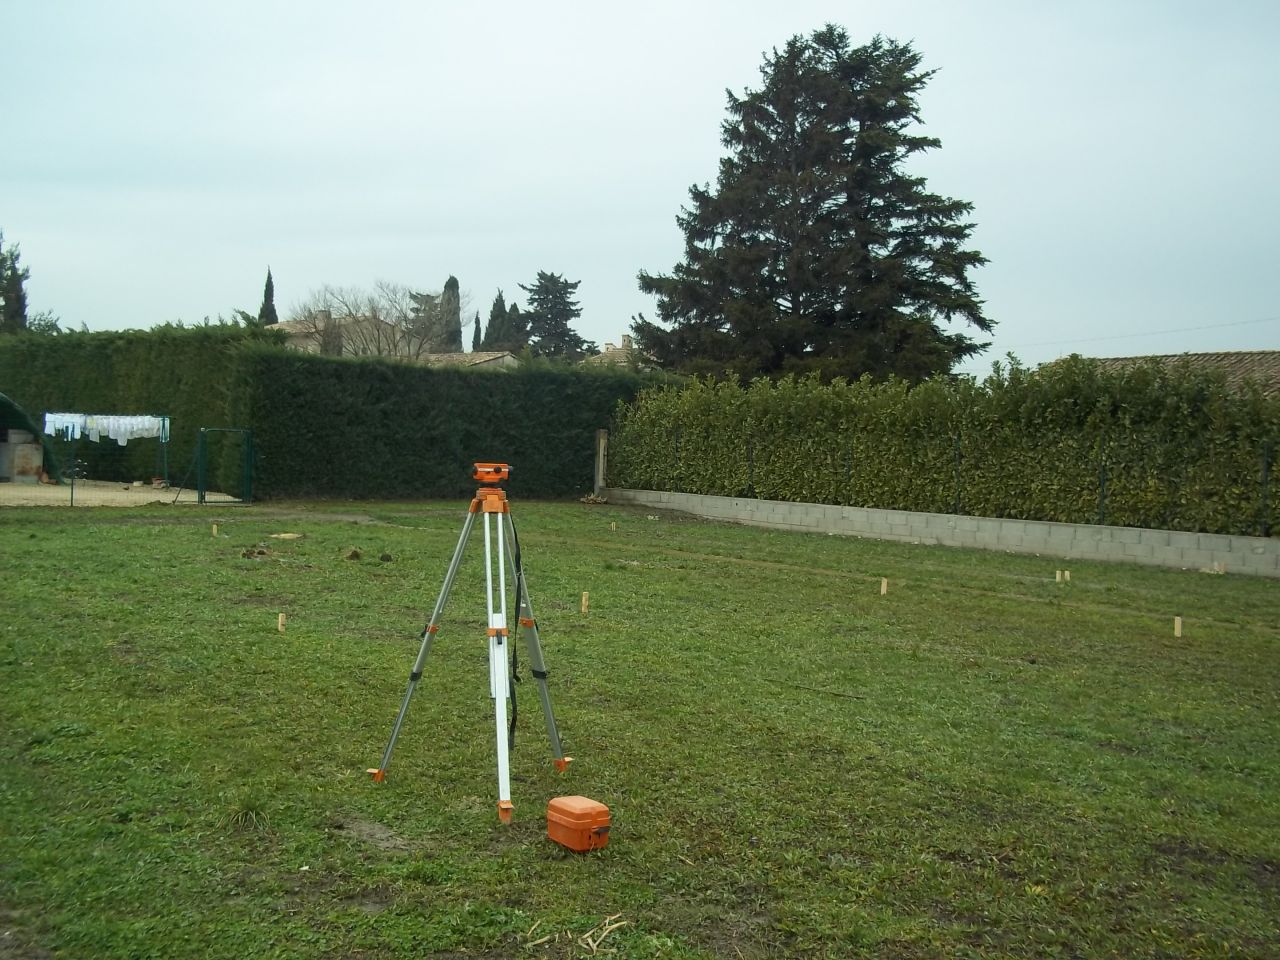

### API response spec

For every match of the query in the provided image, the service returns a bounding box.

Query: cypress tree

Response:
[0,231,30,334]
[506,304,522,350]
[440,275,463,352]
[635,25,990,380]
[257,268,279,326]
[505,303,529,352]
[481,289,508,349]
[471,311,481,352]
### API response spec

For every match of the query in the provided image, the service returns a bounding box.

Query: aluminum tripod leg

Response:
[484,509,514,822]
[503,518,569,770]
[369,508,478,782]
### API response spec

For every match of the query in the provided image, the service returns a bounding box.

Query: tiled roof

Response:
[1089,350,1280,398]
[581,345,634,365]
[581,336,654,368]
[417,351,516,368]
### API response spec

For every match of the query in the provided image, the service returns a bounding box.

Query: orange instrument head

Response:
[473,462,511,485]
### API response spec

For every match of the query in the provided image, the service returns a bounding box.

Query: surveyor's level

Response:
[369,462,570,823]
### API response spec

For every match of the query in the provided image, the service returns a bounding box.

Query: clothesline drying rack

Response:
[43,412,172,485]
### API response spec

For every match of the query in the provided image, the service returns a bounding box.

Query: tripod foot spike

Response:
[367,768,386,783]
[554,757,573,773]
[497,800,514,824]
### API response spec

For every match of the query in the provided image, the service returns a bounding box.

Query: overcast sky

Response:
[4,1,1278,374]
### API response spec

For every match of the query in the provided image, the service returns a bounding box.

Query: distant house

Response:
[274,314,516,369]
[1087,350,1280,399]
[412,351,519,371]
[273,317,324,352]
[581,335,654,371]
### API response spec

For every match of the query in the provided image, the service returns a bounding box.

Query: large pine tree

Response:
[634,25,990,381]
[520,271,596,361]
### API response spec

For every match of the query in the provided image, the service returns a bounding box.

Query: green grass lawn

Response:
[1,500,1277,958]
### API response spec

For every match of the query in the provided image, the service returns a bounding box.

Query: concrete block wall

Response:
[601,488,1280,579]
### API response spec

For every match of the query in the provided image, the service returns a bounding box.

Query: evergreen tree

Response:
[0,230,30,334]
[440,275,463,352]
[520,271,596,361]
[471,311,481,352]
[257,268,279,326]
[634,25,990,381]
[506,303,528,351]
[481,289,508,349]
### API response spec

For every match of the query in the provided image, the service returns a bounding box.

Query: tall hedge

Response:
[609,358,1280,537]
[224,346,652,499]
[0,329,653,499]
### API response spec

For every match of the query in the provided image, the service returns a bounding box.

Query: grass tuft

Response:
[219,790,271,832]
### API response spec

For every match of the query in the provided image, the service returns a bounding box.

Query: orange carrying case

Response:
[547,796,610,852]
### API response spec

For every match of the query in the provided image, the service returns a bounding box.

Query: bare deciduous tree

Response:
[287,282,468,359]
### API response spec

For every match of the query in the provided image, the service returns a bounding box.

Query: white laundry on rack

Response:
[44,412,86,440]
[105,415,165,445]
[43,413,169,446]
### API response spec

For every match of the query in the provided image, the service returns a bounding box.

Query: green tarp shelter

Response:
[0,392,60,481]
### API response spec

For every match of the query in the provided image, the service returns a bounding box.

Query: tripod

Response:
[369,463,570,823]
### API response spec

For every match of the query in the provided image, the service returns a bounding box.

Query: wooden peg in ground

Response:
[880,577,888,596]
[278,613,286,633]
[581,592,589,614]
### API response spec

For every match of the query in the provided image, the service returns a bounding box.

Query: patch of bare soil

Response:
[0,478,240,507]
[328,815,414,853]
[0,907,52,960]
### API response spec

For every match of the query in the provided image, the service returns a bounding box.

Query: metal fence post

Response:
[242,430,255,503]
[160,417,170,484]
[1097,436,1108,527]
[953,434,962,515]
[196,428,208,505]
[673,426,682,493]
[1262,440,1273,538]
[593,429,608,497]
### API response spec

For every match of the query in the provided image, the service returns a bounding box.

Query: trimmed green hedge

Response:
[609,357,1280,537]
[0,328,652,499]
[224,346,652,499]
